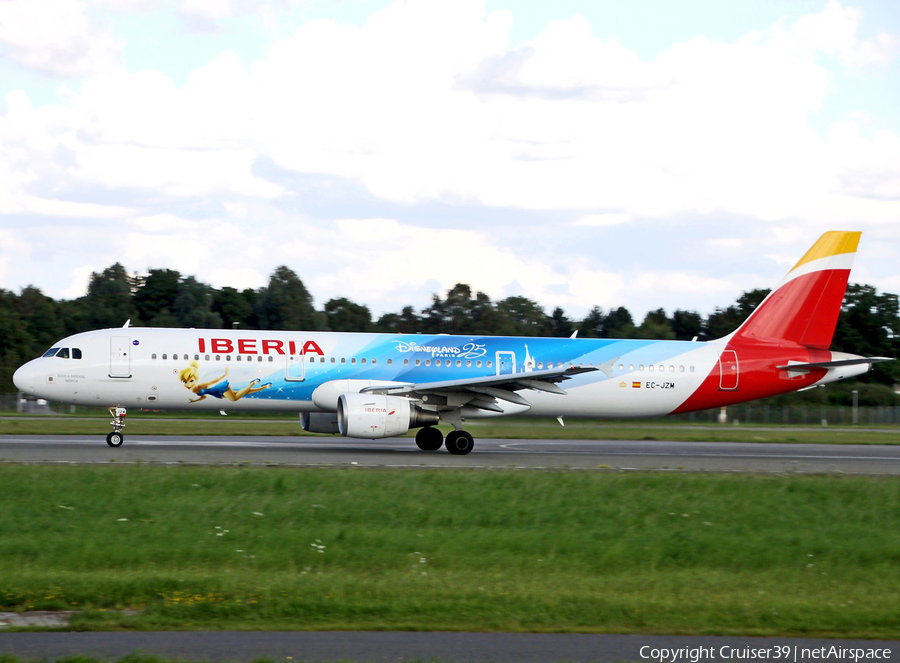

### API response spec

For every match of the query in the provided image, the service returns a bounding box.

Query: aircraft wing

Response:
[360,365,600,413]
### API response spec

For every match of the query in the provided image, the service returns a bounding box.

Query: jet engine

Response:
[337,393,439,439]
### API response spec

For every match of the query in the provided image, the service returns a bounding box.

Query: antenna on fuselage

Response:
[122,319,131,328]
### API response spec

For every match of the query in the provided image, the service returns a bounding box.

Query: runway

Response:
[2,434,900,474]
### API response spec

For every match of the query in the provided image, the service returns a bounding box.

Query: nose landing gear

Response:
[106,406,126,447]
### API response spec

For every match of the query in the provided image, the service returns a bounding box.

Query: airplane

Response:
[12,231,891,455]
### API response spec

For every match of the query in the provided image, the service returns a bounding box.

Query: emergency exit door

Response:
[718,350,738,391]
[109,336,132,378]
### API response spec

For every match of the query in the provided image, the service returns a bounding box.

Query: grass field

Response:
[1,413,899,444]
[1,465,899,638]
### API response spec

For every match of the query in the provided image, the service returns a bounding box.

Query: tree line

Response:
[2,263,897,400]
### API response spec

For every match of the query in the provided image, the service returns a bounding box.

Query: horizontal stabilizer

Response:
[776,357,893,371]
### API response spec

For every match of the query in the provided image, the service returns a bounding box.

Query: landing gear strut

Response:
[107,406,126,447]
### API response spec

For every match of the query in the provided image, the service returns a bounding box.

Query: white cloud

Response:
[1,0,898,318]
[788,0,897,66]
[573,213,631,227]
[0,0,124,77]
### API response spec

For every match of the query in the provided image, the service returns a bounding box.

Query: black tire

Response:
[445,430,474,455]
[415,426,444,451]
[106,432,124,448]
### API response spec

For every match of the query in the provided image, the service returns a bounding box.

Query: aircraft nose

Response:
[13,361,36,396]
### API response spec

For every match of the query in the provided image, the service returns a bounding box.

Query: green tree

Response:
[17,286,64,353]
[324,297,372,332]
[833,284,899,385]
[212,286,253,329]
[255,266,320,331]
[604,306,636,338]
[705,288,770,339]
[85,263,134,328]
[134,268,181,326]
[496,296,551,336]
[671,309,704,341]
[419,284,506,335]
[376,306,421,333]
[578,306,605,338]
[0,290,33,391]
[549,307,573,337]
[173,277,222,329]
[635,308,674,340]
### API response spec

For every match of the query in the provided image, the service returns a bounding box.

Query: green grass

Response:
[1,466,899,637]
[1,414,899,444]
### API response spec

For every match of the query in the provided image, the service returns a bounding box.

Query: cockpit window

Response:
[56,348,70,358]
[43,348,60,357]
[72,348,82,359]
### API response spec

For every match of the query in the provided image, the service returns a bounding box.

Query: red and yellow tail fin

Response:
[731,231,860,350]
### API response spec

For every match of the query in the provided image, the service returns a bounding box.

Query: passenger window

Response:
[341,358,346,364]
[487,361,492,368]
[467,360,472,367]
[162,354,168,360]
[205,355,210,361]
[152,353,157,360]
[415,359,421,366]
[425,360,431,366]
[476,361,482,367]
[331,357,336,363]
[648,365,654,372]
[43,348,60,358]
[618,364,624,372]
[351,358,356,364]
[403,359,409,365]
[361,358,367,364]
[268,356,273,362]
[669,365,674,372]
[216,355,221,361]
[372,358,377,365]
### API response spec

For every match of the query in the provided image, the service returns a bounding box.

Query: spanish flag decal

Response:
[632,381,641,388]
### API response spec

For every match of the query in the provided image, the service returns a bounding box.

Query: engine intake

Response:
[337,393,439,439]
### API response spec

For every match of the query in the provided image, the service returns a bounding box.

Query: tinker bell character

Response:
[178,360,271,403]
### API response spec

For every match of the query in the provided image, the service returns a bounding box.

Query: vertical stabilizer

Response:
[730,231,860,350]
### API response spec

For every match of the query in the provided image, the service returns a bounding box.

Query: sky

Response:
[0,0,898,322]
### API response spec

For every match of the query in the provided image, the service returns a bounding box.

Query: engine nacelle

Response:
[300,412,340,434]
[337,393,439,439]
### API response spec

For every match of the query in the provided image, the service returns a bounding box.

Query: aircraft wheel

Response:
[106,432,124,448]
[415,426,444,451]
[445,430,474,455]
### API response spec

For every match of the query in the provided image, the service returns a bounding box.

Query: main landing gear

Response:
[415,426,475,455]
[106,406,126,447]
